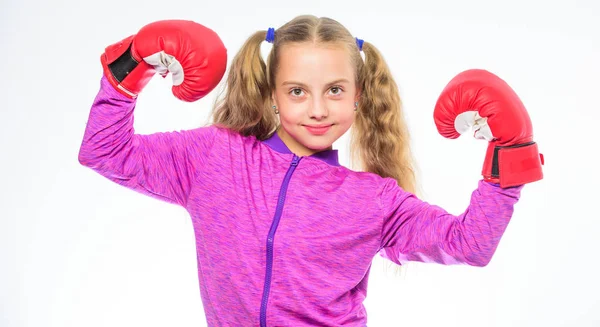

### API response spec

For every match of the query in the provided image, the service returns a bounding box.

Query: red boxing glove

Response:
[100,20,227,102]
[433,69,544,188]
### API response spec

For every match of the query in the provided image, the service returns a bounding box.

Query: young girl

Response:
[79,15,543,327]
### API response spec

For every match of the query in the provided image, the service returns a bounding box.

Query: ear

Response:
[354,89,362,103]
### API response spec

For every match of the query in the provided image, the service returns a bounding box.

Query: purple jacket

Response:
[78,77,523,327]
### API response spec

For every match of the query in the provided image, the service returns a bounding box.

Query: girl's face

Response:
[272,43,360,157]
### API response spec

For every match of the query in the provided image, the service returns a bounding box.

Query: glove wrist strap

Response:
[101,35,154,98]
[482,142,544,188]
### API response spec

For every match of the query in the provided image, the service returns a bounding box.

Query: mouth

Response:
[303,124,333,135]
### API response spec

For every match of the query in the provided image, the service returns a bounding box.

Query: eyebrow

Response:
[281,79,351,87]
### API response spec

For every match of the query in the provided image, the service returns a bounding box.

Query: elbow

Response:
[471,257,492,267]
[465,251,494,267]
[78,147,98,168]
[78,152,87,167]
[78,148,91,167]
[78,143,103,168]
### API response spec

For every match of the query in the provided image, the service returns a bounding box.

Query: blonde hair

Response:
[211,15,419,276]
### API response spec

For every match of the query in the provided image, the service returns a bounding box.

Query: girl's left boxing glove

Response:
[433,69,544,188]
[100,19,227,102]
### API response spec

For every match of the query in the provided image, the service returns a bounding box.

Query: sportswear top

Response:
[78,76,524,327]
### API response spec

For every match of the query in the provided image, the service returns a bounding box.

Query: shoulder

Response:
[191,124,259,148]
[328,165,396,196]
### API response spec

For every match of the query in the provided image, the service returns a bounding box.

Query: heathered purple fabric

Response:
[78,77,524,326]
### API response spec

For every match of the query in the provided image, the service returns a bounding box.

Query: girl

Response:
[79,15,542,327]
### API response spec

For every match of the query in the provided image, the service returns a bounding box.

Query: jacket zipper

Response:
[259,154,301,327]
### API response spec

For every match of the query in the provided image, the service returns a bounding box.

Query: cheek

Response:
[333,103,357,125]
[336,113,356,132]
[278,109,304,126]
[276,99,305,125]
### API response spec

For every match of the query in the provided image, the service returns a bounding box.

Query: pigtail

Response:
[350,42,419,195]
[212,31,278,139]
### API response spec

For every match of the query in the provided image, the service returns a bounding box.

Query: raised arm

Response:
[78,20,227,207]
[379,179,523,266]
[78,78,218,207]
[380,69,544,266]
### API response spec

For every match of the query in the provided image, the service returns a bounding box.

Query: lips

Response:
[304,124,332,135]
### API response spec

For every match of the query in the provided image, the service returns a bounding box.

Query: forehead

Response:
[275,43,355,85]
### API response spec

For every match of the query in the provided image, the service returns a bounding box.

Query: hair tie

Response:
[266,27,275,43]
[355,37,364,51]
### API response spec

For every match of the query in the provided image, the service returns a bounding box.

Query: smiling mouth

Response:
[303,124,333,135]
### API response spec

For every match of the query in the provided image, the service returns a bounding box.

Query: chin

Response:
[301,137,335,151]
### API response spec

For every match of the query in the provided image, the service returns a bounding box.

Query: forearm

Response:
[78,76,136,172]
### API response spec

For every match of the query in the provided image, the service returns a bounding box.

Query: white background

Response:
[1,0,598,326]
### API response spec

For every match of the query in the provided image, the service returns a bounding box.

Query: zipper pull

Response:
[291,155,301,166]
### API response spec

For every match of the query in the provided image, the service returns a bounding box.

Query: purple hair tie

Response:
[266,27,275,43]
[355,37,364,51]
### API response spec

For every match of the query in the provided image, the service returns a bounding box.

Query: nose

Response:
[307,97,328,120]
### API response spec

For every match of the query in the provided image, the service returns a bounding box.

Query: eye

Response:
[329,86,343,96]
[290,88,305,97]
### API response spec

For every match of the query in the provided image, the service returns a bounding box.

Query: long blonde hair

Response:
[211,15,418,274]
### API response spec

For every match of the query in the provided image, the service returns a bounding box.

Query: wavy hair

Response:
[211,15,419,275]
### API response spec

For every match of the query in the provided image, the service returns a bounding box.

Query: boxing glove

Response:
[101,20,227,102]
[433,69,544,188]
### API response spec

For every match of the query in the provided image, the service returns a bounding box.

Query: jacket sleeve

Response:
[77,76,218,208]
[378,178,523,267]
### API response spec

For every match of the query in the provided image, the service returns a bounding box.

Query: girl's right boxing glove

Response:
[100,19,227,102]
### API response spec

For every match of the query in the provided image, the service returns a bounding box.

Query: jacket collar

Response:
[263,131,340,167]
